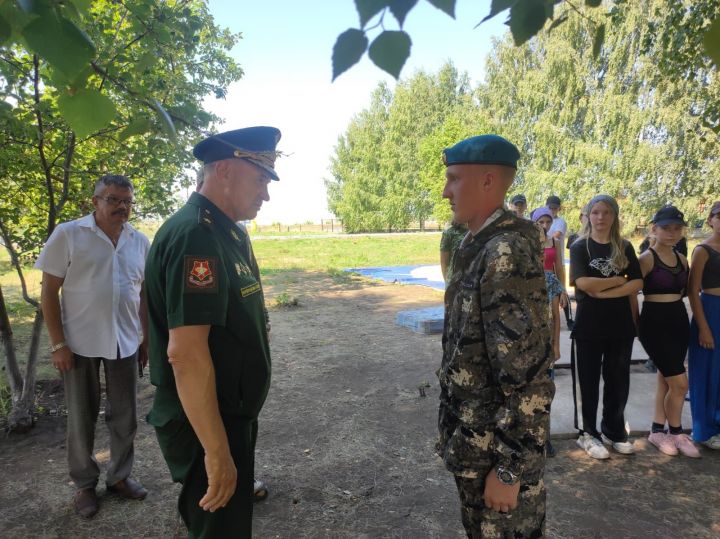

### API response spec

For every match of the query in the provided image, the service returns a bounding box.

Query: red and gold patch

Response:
[184,256,218,291]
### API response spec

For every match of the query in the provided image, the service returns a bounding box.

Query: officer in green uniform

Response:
[437,135,555,538]
[145,126,281,538]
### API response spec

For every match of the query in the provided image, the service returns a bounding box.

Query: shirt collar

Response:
[471,207,505,236]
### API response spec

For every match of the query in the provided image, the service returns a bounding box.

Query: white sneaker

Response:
[577,433,610,459]
[702,434,720,450]
[601,433,635,455]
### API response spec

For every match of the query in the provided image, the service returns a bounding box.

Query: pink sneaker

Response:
[648,432,678,456]
[670,433,701,458]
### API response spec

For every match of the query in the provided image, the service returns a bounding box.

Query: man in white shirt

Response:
[36,175,150,518]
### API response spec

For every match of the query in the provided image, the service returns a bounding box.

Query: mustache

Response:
[112,210,128,216]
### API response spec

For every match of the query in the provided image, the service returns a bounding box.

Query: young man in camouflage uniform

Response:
[436,134,555,538]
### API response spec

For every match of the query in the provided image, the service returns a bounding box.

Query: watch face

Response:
[498,468,517,485]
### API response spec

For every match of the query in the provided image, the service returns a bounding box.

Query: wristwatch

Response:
[50,341,68,353]
[496,466,520,485]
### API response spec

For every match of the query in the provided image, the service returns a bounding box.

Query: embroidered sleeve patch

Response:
[184,256,219,292]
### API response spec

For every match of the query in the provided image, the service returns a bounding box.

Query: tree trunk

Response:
[0,284,23,397]
[8,310,44,433]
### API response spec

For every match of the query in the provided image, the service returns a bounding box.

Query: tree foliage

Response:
[327,63,472,232]
[0,0,242,431]
[334,0,720,88]
[328,1,719,235]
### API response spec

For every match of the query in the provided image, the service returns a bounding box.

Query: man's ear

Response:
[214,160,231,181]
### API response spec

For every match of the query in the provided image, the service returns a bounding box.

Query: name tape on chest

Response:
[184,256,219,292]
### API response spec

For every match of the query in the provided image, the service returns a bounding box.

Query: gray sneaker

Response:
[601,433,635,455]
[702,434,720,450]
[577,433,610,459]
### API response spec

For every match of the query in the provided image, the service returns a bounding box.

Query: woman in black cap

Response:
[639,205,699,457]
[569,195,643,459]
[687,201,720,450]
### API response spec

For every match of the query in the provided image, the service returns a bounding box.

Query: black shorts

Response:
[638,300,689,378]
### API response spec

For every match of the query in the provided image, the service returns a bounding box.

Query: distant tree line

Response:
[326,0,719,234]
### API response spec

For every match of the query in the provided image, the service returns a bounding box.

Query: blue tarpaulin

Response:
[345,264,445,291]
[345,265,445,334]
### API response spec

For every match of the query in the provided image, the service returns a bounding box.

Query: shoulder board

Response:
[198,207,214,227]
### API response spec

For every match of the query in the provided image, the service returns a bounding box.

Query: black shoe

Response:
[546,441,556,458]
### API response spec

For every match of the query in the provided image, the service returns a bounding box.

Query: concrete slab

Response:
[395,306,445,334]
[550,367,693,437]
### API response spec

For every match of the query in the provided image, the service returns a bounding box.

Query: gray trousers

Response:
[63,351,138,489]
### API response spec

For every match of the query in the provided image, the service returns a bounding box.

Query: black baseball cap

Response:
[651,205,687,226]
[510,194,527,205]
[546,195,561,208]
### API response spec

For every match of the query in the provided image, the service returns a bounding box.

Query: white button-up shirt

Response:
[35,214,150,359]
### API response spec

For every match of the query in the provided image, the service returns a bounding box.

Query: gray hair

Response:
[196,162,217,191]
[94,174,133,196]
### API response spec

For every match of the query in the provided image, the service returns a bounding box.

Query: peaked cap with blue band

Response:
[193,126,282,180]
[442,134,520,169]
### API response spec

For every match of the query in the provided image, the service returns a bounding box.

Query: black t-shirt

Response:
[569,238,642,339]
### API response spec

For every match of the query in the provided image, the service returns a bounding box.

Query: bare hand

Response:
[484,468,520,513]
[698,327,715,349]
[199,449,237,512]
[559,291,568,309]
[52,346,74,372]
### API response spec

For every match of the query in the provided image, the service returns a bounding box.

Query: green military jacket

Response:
[145,192,271,427]
[437,209,555,480]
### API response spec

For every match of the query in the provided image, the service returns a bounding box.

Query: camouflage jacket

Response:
[437,209,555,480]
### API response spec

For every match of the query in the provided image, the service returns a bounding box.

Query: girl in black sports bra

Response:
[688,201,720,450]
[639,205,700,458]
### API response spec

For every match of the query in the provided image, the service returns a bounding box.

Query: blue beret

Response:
[442,134,520,169]
[193,126,282,180]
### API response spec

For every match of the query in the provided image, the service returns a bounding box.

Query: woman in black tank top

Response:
[688,201,720,450]
[638,205,699,458]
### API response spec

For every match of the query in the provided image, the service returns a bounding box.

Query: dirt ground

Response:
[1,272,719,538]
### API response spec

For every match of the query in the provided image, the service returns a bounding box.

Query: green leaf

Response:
[507,0,548,46]
[585,0,602,7]
[389,0,418,27]
[70,0,92,15]
[592,23,605,59]
[120,117,152,140]
[479,0,516,25]
[426,0,455,17]
[152,99,177,141]
[0,13,11,44]
[332,29,369,81]
[354,0,388,28]
[702,17,720,68]
[368,30,411,79]
[16,0,34,13]
[21,13,95,78]
[134,51,155,74]
[57,89,116,139]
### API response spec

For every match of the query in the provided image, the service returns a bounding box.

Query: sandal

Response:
[253,479,269,502]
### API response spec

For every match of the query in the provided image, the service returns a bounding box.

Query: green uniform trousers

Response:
[154,414,257,539]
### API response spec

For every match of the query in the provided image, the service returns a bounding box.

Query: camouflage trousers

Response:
[454,474,546,539]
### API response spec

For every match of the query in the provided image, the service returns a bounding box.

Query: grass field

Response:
[252,232,441,273]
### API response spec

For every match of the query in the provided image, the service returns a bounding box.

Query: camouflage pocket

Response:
[445,423,494,473]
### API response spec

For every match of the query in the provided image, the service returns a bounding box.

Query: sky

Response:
[204,1,509,224]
